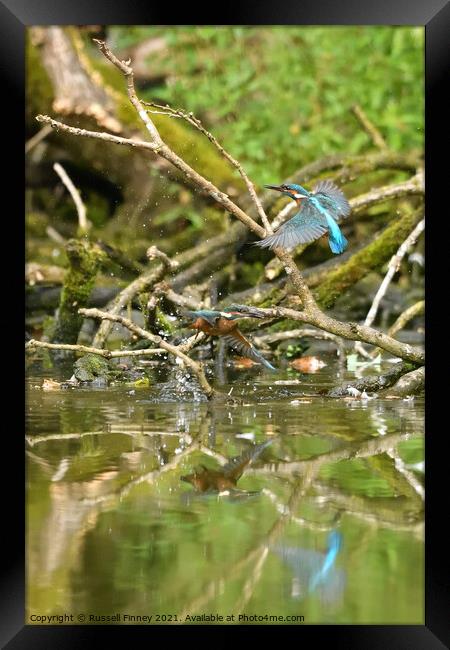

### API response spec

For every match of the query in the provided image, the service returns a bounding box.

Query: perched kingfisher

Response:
[181,439,272,493]
[256,180,351,254]
[183,304,276,371]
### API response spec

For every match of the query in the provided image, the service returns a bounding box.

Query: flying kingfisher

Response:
[256,180,351,254]
[183,304,276,371]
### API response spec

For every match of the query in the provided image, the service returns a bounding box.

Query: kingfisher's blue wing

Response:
[313,180,351,220]
[255,203,328,251]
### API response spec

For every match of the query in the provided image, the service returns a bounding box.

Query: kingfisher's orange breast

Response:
[191,316,236,336]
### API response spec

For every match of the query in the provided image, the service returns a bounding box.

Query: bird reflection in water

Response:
[180,439,272,499]
[273,531,345,605]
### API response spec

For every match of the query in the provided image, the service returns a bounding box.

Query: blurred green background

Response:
[109,26,424,182]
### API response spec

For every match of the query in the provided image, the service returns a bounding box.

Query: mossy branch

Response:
[314,209,424,309]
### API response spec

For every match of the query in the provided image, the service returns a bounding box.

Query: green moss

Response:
[155,307,175,334]
[73,353,111,381]
[51,239,107,344]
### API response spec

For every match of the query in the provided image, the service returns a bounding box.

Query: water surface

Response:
[26,353,424,624]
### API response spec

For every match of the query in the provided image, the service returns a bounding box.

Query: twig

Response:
[387,300,425,339]
[153,282,199,310]
[366,299,425,360]
[53,162,90,234]
[352,104,388,150]
[90,240,228,348]
[91,267,169,348]
[142,100,273,234]
[350,172,424,214]
[79,307,215,398]
[25,338,166,358]
[46,225,66,245]
[92,39,163,145]
[146,245,179,270]
[36,114,159,152]
[90,40,263,237]
[355,218,425,357]
[25,124,52,154]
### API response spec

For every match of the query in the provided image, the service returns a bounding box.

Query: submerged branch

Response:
[382,366,425,398]
[327,362,413,397]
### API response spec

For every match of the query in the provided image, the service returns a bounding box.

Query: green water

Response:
[26,355,424,624]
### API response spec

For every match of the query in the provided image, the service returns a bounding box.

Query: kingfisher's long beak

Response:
[264,184,284,193]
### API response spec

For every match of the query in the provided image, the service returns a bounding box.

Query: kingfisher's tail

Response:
[252,350,277,371]
[329,231,348,254]
[326,217,348,255]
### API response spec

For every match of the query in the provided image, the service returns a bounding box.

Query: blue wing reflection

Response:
[272,531,345,605]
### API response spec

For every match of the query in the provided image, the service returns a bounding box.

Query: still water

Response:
[26,354,424,624]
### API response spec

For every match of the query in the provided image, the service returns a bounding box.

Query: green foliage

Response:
[283,342,310,360]
[110,26,423,184]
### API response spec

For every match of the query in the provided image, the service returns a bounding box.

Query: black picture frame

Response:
[6,0,449,646]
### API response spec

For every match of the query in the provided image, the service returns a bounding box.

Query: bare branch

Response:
[53,162,90,234]
[146,245,179,270]
[142,100,273,234]
[388,300,425,339]
[252,306,424,365]
[25,338,166,358]
[36,114,159,152]
[350,172,424,214]
[45,225,66,245]
[355,218,425,357]
[25,124,52,154]
[93,38,163,145]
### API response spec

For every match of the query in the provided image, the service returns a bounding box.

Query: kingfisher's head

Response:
[264,183,310,203]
